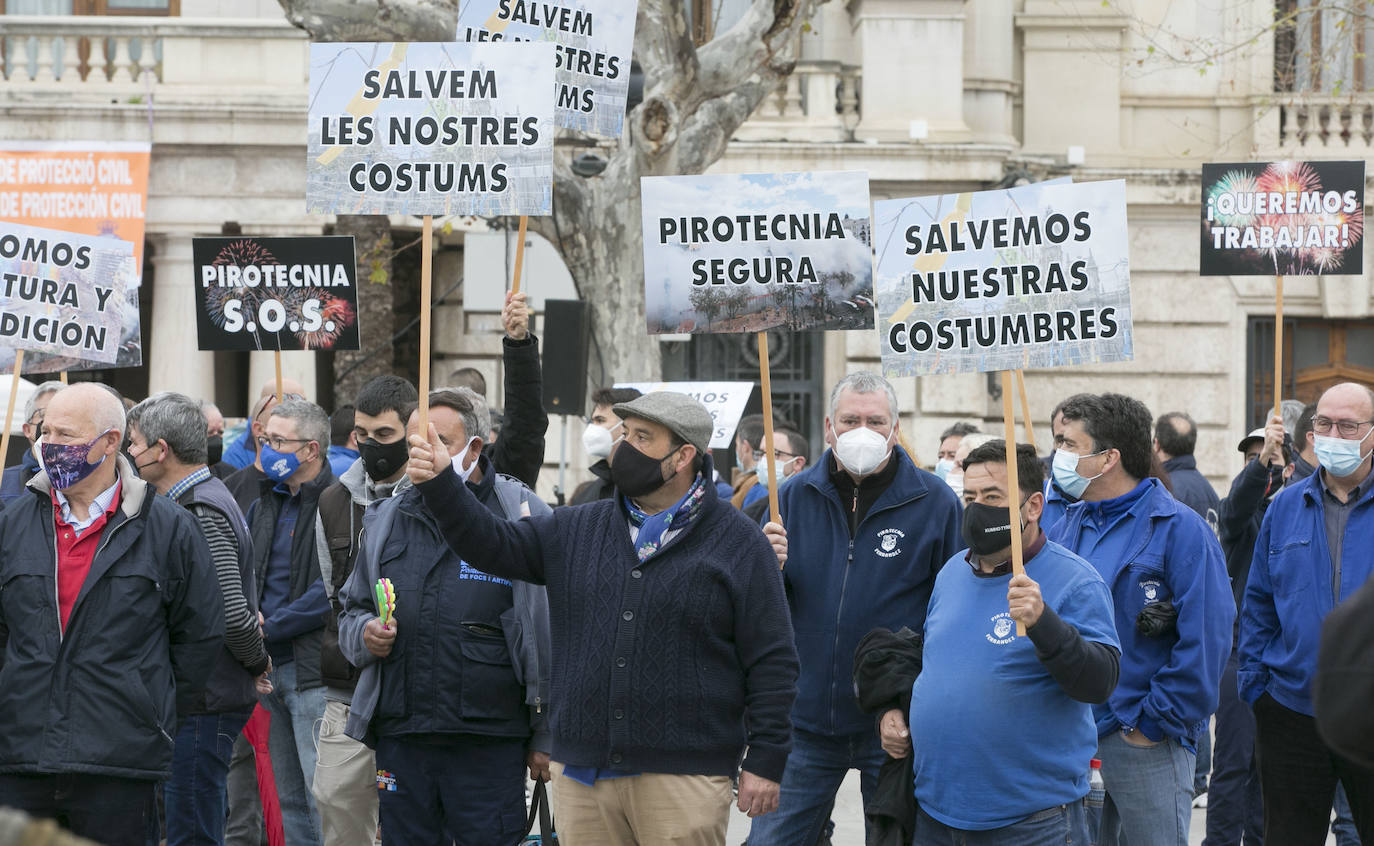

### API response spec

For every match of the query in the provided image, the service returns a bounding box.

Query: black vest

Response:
[317,481,366,690]
[177,474,259,714]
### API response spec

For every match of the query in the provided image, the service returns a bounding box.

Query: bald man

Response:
[1239,382,1374,844]
[0,383,224,846]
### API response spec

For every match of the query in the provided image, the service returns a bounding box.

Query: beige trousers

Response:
[310,700,378,846]
[550,761,732,846]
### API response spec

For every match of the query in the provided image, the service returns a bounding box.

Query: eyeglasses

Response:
[26,411,43,427]
[1311,417,1374,438]
[264,436,311,451]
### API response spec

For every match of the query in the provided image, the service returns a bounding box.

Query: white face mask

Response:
[450,436,480,483]
[945,472,964,499]
[581,423,616,460]
[833,425,894,477]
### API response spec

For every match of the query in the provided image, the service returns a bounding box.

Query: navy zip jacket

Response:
[1161,455,1220,534]
[0,456,224,780]
[414,455,798,783]
[1049,478,1233,742]
[774,446,962,738]
[1238,469,1374,716]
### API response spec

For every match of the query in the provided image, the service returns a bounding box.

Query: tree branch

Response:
[277,0,458,41]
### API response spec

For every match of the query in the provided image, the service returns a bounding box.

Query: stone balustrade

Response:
[1277,96,1374,151]
[734,59,863,143]
[0,16,306,92]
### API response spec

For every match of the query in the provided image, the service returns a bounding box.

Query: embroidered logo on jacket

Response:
[1139,578,1162,605]
[987,612,1016,645]
[875,527,906,558]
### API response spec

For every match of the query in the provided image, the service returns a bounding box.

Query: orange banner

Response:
[0,141,149,272]
[0,142,149,373]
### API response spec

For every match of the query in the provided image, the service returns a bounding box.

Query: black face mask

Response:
[961,499,1027,556]
[206,435,223,466]
[611,442,679,498]
[359,437,409,482]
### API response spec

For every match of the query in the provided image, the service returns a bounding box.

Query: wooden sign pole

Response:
[1001,369,1027,637]
[418,214,434,432]
[757,331,783,539]
[274,351,283,404]
[1,350,25,472]
[59,371,68,385]
[1273,275,1284,420]
[511,216,529,295]
[1016,369,1035,449]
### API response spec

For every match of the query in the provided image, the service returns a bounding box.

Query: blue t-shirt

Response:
[910,539,1119,830]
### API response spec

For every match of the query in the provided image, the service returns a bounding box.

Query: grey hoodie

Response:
[315,458,407,704]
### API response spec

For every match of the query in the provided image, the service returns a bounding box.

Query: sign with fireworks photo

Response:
[192,236,360,352]
[639,170,875,335]
[1200,160,1365,276]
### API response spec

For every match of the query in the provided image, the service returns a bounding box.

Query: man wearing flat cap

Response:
[406,391,799,846]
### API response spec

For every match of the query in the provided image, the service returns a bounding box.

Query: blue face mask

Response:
[756,459,790,486]
[934,458,954,481]
[1052,447,1106,499]
[1313,430,1374,478]
[260,443,302,483]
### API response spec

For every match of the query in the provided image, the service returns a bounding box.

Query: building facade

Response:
[2,0,1371,496]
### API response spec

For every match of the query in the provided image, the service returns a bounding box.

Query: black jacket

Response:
[481,334,548,490]
[0,456,224,780]
[247,464,334,691]
[1315,573,1374,769]
[1162,455,1220,534]
[1218,459,1282,623]
[570,459,613,505]
[852,627,923,846]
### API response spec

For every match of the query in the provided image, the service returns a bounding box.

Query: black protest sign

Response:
[193,236,360,352]
[1201,160,1365,276]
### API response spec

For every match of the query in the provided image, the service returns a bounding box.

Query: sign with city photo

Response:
[307,41,556,216]
[1200,159,1365,276]
[874,178,1133,377]
[0,221,134,364]
[192,236,360,352]
[614,381,754,448]
[640,170,874,335]
[457,0,638,138]
[0,141,150,374]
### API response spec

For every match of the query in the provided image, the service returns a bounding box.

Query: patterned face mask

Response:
[39,428,115,490]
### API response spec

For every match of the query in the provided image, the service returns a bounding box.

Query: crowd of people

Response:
[0,291,1371,846]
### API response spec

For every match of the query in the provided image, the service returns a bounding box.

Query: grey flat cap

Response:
[613,391,713,455]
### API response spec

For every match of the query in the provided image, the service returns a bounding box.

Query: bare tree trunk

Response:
[533,0,820,382]
[331,214,393,401]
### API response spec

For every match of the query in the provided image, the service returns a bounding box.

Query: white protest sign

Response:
[641,170,875,335]
[0,221,132,364]
[307,41,555,216]
[614,381,754,448]
[458,0,638,138]
[874,179,1133,377]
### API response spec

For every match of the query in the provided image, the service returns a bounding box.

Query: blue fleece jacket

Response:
[1237,469,1374,715]
[775,447,962,737]
[1048,478,1233,742]
[1041,478,1075,535]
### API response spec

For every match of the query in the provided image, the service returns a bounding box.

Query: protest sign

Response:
[192,236,360,352]
[458,0,638,138]
[874,179,1133,377]
[307,41,555,217]
[0,222,133,364]
[614,381,753,448]
[641,170,874,335]
[0,141,149,374]
[1201,160,1364,276]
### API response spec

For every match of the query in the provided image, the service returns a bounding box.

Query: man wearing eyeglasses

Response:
[244,397,335,846]
[0,380,64,509]
[1238,382,1374,845]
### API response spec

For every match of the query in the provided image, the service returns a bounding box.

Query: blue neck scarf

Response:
[624,474,707,563]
